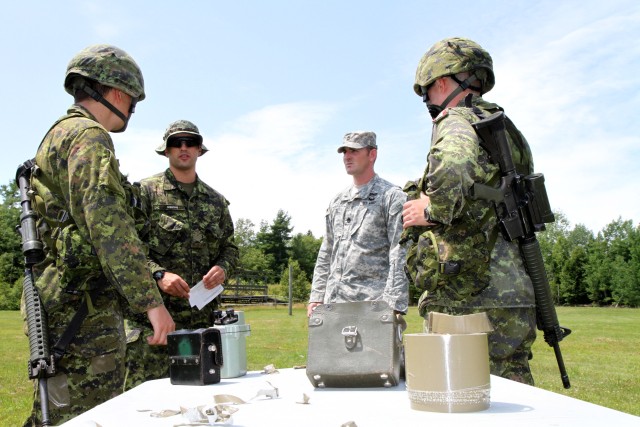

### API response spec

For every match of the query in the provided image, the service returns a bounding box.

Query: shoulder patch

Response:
[433,108,449,123]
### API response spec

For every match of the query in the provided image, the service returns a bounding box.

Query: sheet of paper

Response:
[189,280,224,310]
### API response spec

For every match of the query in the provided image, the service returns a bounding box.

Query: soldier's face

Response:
[165,134,201,171]
[343,147,374,177]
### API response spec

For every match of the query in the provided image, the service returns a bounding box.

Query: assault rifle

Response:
[470,111,571,389]
[16,159,55,425]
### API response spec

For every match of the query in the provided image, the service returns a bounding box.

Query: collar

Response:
[162,168,200,193]
[343,174,381,201]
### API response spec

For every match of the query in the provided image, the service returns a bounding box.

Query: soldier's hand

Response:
[402,193,434,228]
[307,302,322,317]
[157,272,190,299]
[146,305,175,345]
[203,265,225,290]
[395,312,407,332]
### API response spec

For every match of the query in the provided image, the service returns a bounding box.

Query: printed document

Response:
[189,280,224,310]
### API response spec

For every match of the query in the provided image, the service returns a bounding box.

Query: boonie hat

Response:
[337,131,377,153]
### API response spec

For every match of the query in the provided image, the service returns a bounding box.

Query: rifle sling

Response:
[51,288,102,363]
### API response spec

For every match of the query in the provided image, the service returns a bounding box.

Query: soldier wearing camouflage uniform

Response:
[307,132,409,318]
[124,120,239,389]
[24,45,175,426]
[402,37,537,385]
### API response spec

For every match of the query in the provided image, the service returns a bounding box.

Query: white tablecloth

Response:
[61,368,638,427]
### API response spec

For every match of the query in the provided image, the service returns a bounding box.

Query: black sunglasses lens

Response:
[168,137,200,148]
[421,85,431,103]
[129,98,138,114]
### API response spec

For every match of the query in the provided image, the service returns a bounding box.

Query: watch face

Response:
[154,271,164,281]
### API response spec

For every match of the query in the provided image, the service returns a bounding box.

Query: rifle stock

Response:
[16,159,55,425]
[471,112,571,389]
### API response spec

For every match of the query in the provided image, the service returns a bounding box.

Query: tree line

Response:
[1,180,639,309]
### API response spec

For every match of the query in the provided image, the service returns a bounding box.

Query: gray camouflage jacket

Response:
[310,174,409,313]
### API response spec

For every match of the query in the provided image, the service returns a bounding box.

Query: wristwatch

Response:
[152,270,165,282]
[423,206,432,222]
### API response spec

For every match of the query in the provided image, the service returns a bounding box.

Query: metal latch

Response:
[341,325,358,349]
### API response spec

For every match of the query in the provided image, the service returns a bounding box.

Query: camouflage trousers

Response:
[23,291,126,426]
[123,319,169,391]
[423,305,537,385]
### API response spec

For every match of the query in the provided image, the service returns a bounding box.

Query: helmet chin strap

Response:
[425,74,480,119]
[80,82,131,132]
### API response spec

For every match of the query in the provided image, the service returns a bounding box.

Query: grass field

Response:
[1,306,638,425]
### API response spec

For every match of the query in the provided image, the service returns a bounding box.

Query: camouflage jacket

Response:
[419,95,535,309]
[30,105,164,312]
[137,169,239,325]
[310,174,409,313]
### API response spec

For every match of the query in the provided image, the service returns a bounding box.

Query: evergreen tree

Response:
[558,246,589,304]
[537,211,571,292]
[278,258,311,302]
[584,218,634,305]
[234,218,272,275]
[256,210,293,281]
[289,231,322,281]
[0,181,22,309]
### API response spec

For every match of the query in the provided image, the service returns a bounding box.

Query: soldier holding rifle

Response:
[20,44,175,426]
[403,37,569,386]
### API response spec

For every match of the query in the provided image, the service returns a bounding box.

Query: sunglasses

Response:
[167,137,201,149]
[129,98,138,114]
[420,83,433,103]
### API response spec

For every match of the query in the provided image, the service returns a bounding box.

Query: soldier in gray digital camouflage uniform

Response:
[23,44,175,426]
[402,37,537,385]
[307,131,409,318]
[124,120,239,390]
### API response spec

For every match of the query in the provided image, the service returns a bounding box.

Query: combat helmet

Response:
[155,120,209,156]
[413,37,495,97]
[64,44,145,101]
[64,44,146,101]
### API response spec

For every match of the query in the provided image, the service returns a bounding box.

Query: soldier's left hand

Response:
[203,265,225,290]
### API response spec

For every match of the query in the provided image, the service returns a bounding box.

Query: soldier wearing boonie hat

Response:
[125,119,238,390]
[337,131,378,153]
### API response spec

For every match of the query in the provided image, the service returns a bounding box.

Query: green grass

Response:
[0,311,32,427]
[2,306,638,426]
[527,306,640,416]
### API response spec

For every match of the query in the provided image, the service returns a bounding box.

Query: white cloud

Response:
[487,7,640,233]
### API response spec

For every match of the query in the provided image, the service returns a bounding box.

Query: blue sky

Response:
[1,0,638,238]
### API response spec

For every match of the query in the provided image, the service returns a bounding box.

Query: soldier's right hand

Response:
[146,304,175,345]
[157,272,191,299]
[307,302,322,318]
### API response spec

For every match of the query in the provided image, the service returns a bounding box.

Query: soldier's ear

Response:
[369,148,378,162]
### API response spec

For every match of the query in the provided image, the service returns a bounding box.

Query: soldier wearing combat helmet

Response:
[23,45,175,425]
[124,119,238,389]
[402,37,538,385]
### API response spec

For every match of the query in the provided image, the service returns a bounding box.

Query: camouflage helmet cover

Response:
[64,44,146,101]
[155,120,209,156]
[413,37,495,96]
